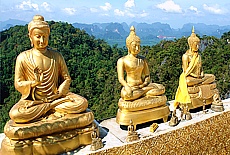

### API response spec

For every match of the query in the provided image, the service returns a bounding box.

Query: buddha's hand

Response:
[32,66,43,87]
[139,84,145,89]
[198,75,203,79]
[125,85,133,97]
[194,51,198,57]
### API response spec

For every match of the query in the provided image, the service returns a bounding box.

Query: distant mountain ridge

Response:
[0,19,27,31]
[2,19,230,44]
[73,22,230,40]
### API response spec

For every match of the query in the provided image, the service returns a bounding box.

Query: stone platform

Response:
[1,98,230,154]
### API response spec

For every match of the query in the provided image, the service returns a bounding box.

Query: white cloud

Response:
[125,0,135,8]
[189,6,199,14]
[114,9,125,16]
[100,2,112,11]
[90,8,98,13]
[203,4,224,14]
[41,2,51,12]
[114,8,148,18]
[63,8,76,15]
[16,0,39,11]
[189,6,198,12]
[156,0,182,13]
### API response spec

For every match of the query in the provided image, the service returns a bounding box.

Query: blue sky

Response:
[1,0,230,28]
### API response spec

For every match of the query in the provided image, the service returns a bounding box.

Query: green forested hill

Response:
[0,22,229,132]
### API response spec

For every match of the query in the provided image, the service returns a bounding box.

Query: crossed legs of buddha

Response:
[9,94,88,123]
[121,83,165,101]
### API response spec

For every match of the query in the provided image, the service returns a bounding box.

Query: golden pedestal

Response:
[1,124,97,155]
[186,83,216,109]
[1,111,98,155]
[116,95,170,128]
[116,105,170,128]
[189,97,213,109]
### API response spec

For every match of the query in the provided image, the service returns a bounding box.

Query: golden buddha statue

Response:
[90,124,103,151]
[169,27,224,126]
[126,120,139,142]
[116,26,170,129]
[1,15,97,155]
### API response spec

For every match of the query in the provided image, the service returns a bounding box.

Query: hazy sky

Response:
[1,0,230,28]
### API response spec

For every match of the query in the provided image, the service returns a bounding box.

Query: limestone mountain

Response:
[2,19,230,43]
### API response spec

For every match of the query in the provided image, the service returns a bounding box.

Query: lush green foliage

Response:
[0,22,229,132]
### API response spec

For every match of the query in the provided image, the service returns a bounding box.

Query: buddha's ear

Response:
[28,34,33,47]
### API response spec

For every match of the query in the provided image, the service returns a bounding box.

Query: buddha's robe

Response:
[174,52,214,108]
[119,55,165,101]
[10,49,88,123]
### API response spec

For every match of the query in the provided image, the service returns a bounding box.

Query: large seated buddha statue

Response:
[116,26,170,129]
[1,15,97,155]
[169,27,224,126]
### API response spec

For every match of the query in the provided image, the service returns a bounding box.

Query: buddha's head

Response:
[126,26,141,55]
[28,15,50,49]
[188,26,200,52]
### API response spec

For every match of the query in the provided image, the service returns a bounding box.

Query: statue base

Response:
[90,137,103,151]
[1,122,98,155]
[169,115,179,127]
[1,110,97,155]
[126,131,140,142]
[188,97,213,109]
[116,105,170,129]
[186,83,219,110]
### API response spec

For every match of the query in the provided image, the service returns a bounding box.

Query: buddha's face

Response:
[30,28,49,50]
[191,41,200,52]
[129,41,140,55]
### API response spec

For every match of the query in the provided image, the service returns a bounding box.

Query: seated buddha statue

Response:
[1,15,97,155]
[169,27,224,126]
[116,26,170,129]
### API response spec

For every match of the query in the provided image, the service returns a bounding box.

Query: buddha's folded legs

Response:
[145,83,165,96]
[202,74,215,84]
[54,93,88,113]
[121,87,146,101]
[9,93,88,123]
[9,100,54,123]
[121,83,165,101]
[186,74,215,86]
[186,76,203,86]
